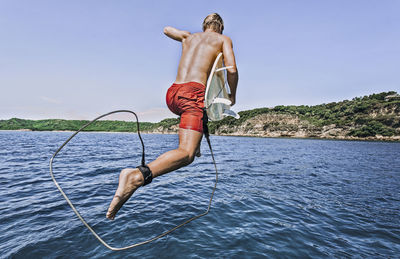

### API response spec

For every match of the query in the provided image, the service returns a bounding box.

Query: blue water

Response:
[1,131,399,258]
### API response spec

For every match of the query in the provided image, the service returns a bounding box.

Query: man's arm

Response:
[222,36,238,106]
[163,26,191,42]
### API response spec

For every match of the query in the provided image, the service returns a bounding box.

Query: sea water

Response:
[0,131,399,258]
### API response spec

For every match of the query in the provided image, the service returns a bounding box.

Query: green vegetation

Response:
[0,117,179,133]
[208,91,400,137]
[1,92,399,138]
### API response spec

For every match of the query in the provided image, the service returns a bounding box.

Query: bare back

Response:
[164,26,238,105]
[175,32,223,85]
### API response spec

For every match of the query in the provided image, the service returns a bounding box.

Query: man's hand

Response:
[163,26,190,42]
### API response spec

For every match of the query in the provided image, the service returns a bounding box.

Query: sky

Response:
[1,0,399,122]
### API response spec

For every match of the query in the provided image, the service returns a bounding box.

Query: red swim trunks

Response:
[166,81,205,133]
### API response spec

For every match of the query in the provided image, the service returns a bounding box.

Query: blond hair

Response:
[202,13,224,33]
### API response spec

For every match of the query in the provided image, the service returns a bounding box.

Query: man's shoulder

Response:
[192,31,231,42]
[221,34,232,42]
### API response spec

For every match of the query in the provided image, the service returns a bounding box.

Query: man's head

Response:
[202,13,224,33]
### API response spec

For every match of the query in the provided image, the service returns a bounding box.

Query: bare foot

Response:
[106,168,144,220]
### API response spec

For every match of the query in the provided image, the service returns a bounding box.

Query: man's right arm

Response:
[222,36,238,106]
[163,26,190,42]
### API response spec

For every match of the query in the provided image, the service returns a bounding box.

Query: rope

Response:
[49,110,218,251]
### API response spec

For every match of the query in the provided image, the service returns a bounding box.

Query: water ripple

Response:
[1,132,400,258]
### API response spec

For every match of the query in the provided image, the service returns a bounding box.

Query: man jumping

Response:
[106,13,238,220]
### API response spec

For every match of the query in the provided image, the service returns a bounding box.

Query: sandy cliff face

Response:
[145,124,179,134]
[213,113,400,141]
[214,113,343,138]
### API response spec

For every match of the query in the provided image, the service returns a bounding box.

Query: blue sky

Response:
[1,0,399,121]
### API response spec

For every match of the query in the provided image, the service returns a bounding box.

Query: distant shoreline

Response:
[2,129,399,142]
[1,91,399,142]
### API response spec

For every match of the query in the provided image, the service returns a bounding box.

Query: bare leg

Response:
[106,128,202,220]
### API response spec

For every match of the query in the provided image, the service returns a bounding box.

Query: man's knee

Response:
[180,149,196,166]
[187,152,196,164]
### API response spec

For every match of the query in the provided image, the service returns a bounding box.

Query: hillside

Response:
[1,91,399,141]
[208,91,400,141]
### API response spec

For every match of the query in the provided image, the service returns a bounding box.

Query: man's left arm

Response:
[163,26,190,42]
